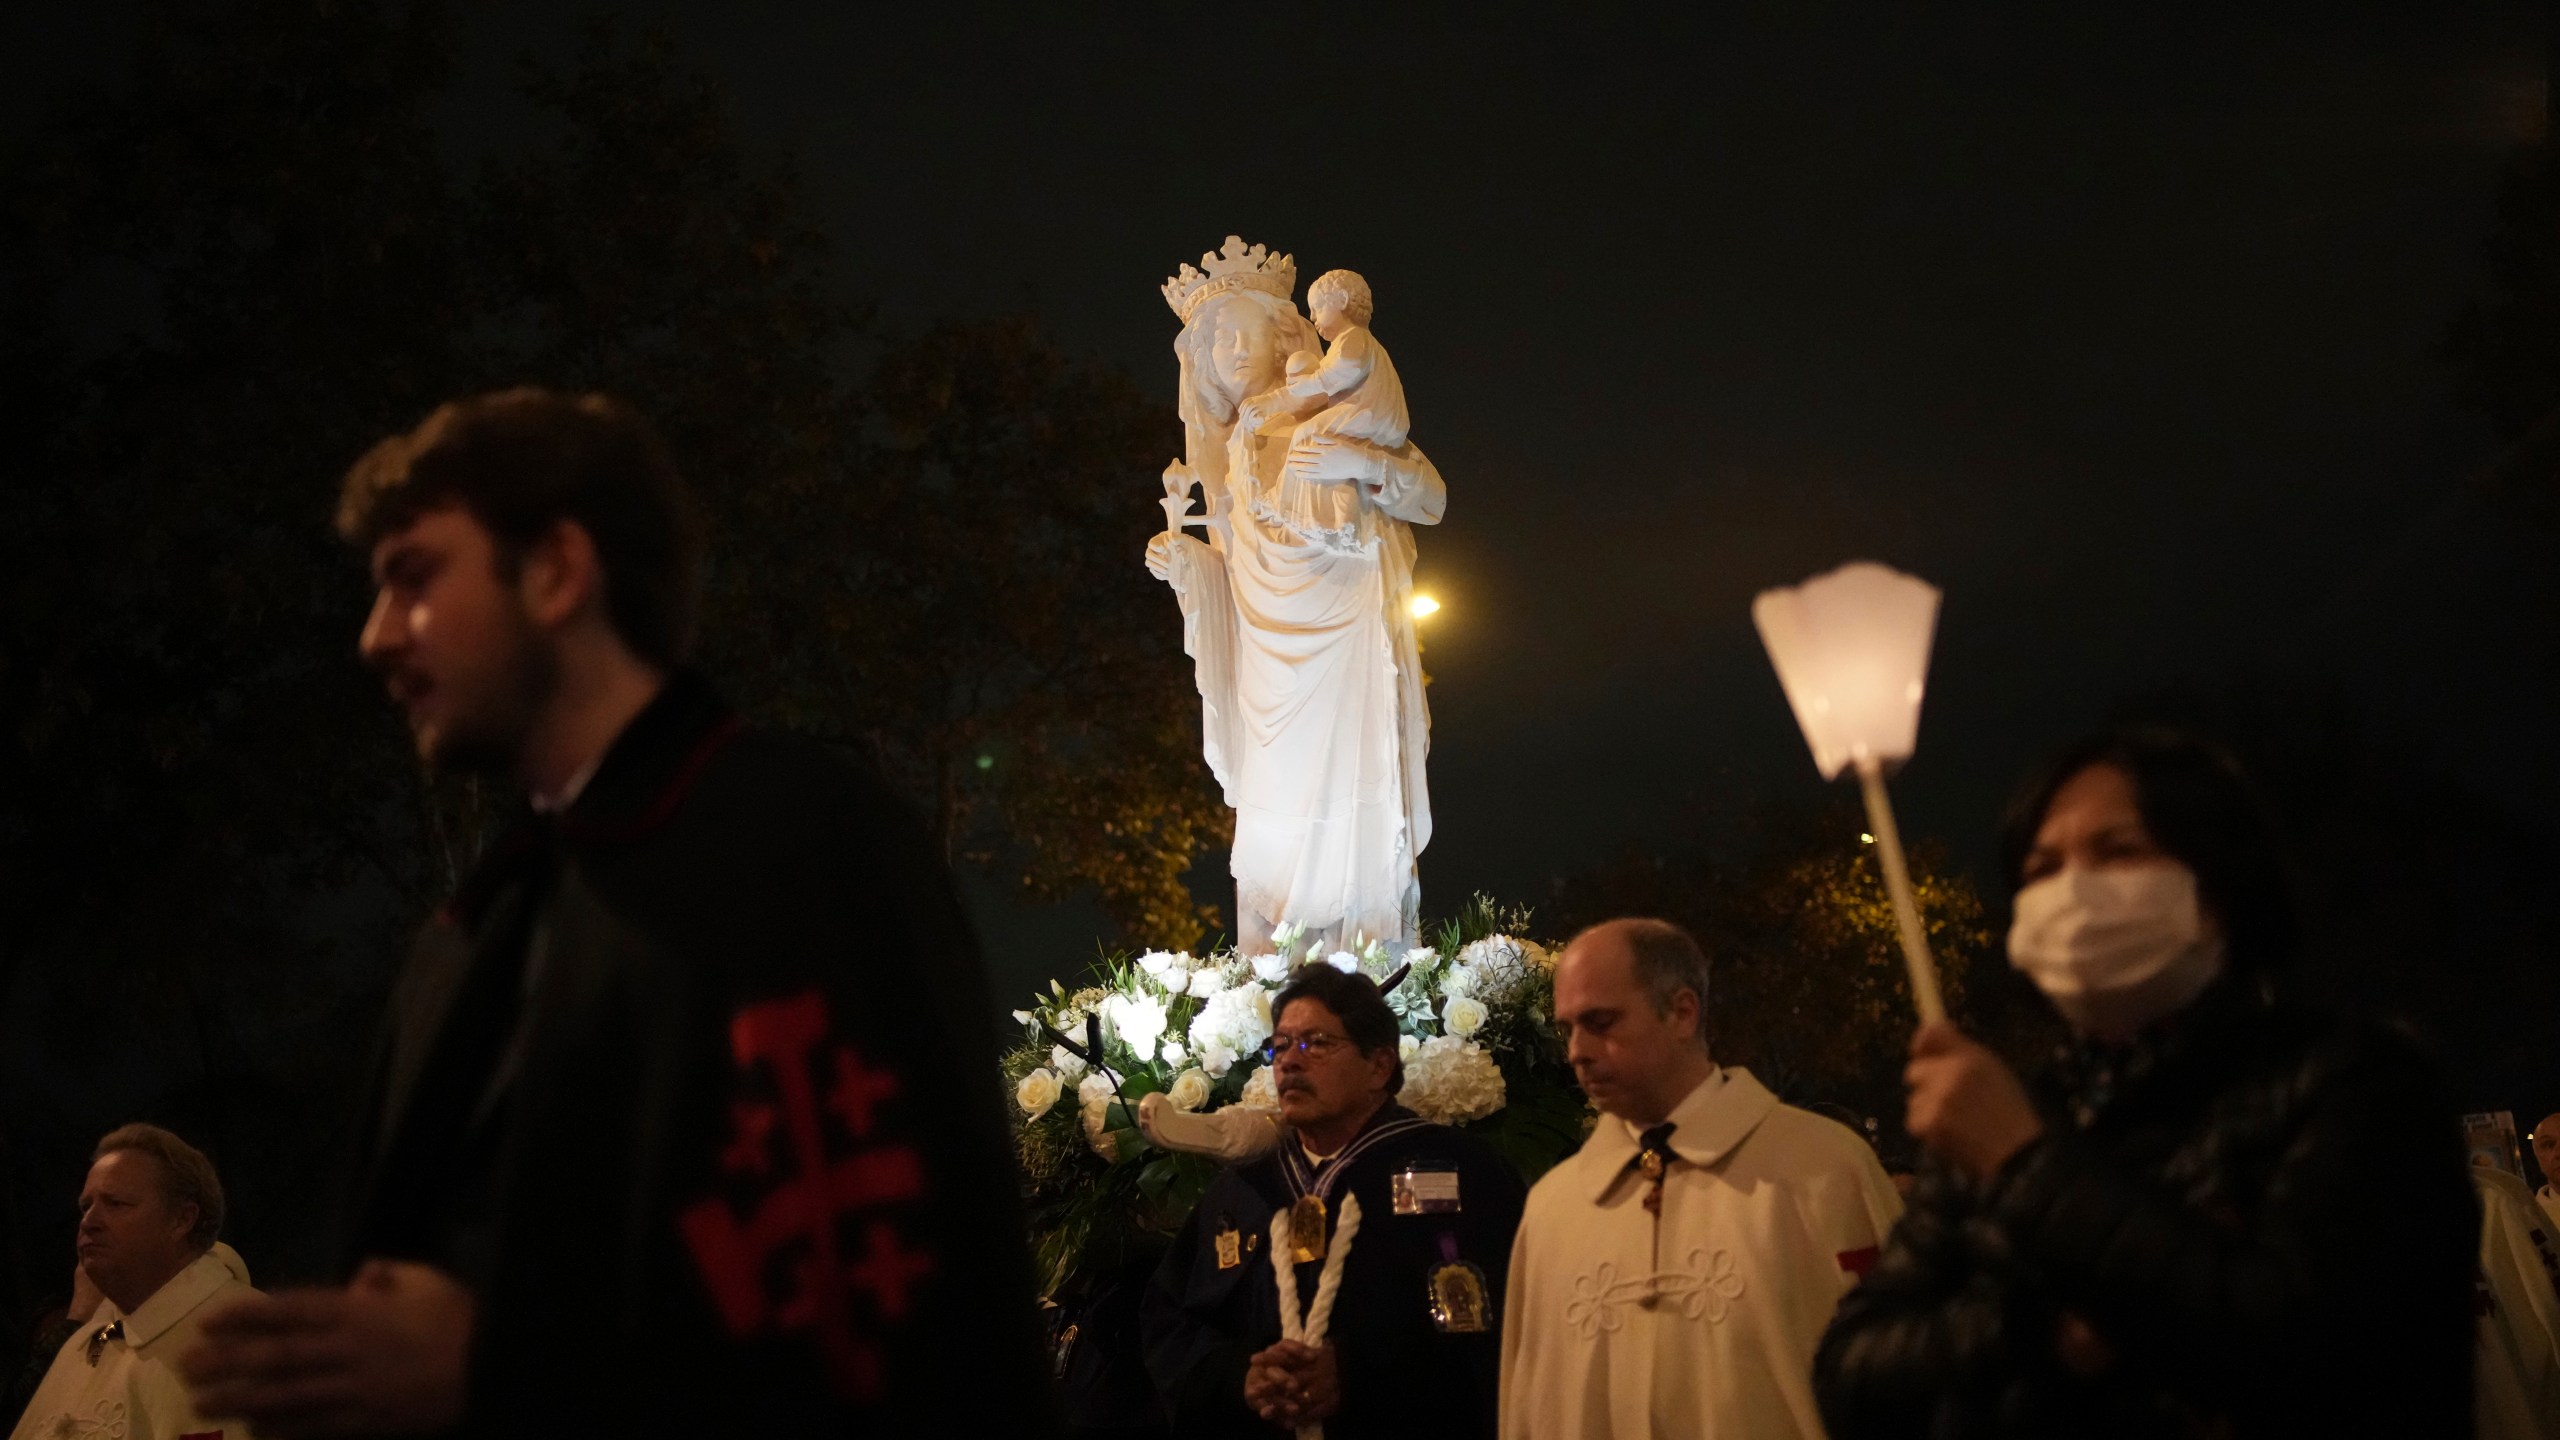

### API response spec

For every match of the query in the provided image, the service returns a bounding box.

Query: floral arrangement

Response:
[1001,899,1593,1297]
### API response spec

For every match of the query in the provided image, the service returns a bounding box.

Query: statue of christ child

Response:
[1240,269,1409,548]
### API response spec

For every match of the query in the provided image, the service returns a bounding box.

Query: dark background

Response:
[4,0,2555,1320]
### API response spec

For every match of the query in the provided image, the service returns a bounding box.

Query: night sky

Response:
[10,2,2556,986]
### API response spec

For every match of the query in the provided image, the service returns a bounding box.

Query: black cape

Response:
[1141,1104,1526,1439]
[348,673,1054,1436]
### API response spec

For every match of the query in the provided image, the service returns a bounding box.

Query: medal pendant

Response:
[1214,1227,1242,1270]
[1428,1261,1491,1334]
[1639,1150,1665,1181]
[1289,1194,1329,1263]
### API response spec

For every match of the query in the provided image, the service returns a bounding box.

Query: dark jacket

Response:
[349,673,1053,1436]
[1814,978,2473,1440]
[1143,1105,1527,1439]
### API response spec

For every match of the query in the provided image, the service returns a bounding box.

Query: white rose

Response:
[1398,1034,1419,1061]
[1239,1064,1280,1110]
[1252,952,1291,983]
[1440,962,1478,998]
[1016,1068,1061,1119]
[1167,1067,1213,1112]
[1325,950,1360,974]
[1049,1044,1087,1078]
[1079,1071,1123,1159]
[1442,996,1489,1038]
[1161,1040,1188,1066]
[1199,1040,1239,1079]
[1186,968,1228,999]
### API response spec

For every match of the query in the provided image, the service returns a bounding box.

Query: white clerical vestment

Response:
[10,1244,259,1440]
[1499,1068,1900,1440]
[2474,1167,2560,1440]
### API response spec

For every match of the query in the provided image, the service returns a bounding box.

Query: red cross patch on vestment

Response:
[679,988,933,1404]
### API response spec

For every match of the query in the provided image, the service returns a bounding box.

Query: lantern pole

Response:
[1855,755,1945,1027]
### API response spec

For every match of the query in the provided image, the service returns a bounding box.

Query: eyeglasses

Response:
[1261,1031,1350,1065]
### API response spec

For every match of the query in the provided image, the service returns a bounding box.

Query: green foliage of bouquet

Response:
[999,897,1591,1297]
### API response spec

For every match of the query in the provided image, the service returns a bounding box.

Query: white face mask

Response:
[2007,863,2226,1039]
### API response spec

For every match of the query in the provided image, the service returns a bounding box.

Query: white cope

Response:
[1499,1068,1901,1440]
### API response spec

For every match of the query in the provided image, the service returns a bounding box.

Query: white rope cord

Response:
[1268,1193,1363,1440]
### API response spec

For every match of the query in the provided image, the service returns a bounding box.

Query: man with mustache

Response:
[178,389,1050,1436]
[1143,964,1526,1438]
[1500,918,1900,1440]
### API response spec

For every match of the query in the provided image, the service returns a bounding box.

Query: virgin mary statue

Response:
[1144,237,1447,953]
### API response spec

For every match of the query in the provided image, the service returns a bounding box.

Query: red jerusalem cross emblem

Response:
[679,988,935,1403]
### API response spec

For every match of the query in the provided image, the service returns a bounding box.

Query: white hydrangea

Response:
[1439,962,1478,998]
[1167,1067,1213,1112]
[1398,1034,1419,1061]
[1398,1036,1505,1125]
[1442,995,1489,1038]
[1049,1044,1087,1079]
[1455,935,1547,1008]
[1188,984,1272,1068]
[1239,1064,1280,1109]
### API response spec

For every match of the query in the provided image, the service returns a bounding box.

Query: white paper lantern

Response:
[1751,561,1942,781]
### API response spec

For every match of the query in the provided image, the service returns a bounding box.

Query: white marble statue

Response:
[1146,237,1447,953]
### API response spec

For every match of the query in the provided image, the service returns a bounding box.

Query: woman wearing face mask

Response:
[1812,728,2474,1439]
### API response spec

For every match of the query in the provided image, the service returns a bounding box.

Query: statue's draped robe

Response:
[1165,416,1442,947]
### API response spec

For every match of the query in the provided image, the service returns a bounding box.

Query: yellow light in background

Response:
[1409,594,1442,620]
[1859,833,1875,844]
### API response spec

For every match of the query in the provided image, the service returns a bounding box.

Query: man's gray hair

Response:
[1573,917,1711,1036]
[93,1123,224,1252]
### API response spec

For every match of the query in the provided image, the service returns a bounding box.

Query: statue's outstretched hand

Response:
[1144,533,1175,583]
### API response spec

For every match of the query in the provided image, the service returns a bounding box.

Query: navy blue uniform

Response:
[1143,1105,1526,1439]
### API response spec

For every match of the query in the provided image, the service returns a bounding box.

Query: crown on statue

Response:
[1162,235,1296,323]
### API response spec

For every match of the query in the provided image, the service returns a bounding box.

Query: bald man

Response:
[2534,1114,2560,1237]
[1498,919,1900,1440]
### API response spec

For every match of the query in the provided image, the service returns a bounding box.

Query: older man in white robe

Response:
[12,1124,258,1440]
[1500,919,1900,1440]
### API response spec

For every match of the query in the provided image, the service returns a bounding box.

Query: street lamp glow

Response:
[1409,594,1442,620]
